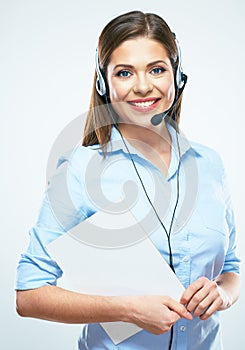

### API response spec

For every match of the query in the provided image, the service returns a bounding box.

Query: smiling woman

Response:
[83,11,183,150]
[16,10,241,350]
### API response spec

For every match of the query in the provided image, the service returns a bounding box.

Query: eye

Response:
[116,70,132,78]
[150,67,166,75]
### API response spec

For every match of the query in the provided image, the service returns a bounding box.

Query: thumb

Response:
[164,297,192,320]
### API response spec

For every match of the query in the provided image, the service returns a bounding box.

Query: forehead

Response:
[109,37,170,65]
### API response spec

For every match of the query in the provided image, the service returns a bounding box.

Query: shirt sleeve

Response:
[16,150,88,290]
[220,160,241,275]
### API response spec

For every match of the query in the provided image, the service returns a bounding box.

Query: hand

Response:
[180,277,231,320]
[123,295,192,335]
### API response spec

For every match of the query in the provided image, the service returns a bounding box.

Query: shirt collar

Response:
[167,123,201,158]
[96,126,140,156]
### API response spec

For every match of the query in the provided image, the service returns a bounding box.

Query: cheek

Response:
[168,84,175,100]
[159,79,175,100]
[109,83,127,102]
[109,88,120,102]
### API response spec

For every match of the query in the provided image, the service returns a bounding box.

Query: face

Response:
[106,37,175,127]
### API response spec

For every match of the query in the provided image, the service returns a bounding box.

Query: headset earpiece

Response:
[95,48,107,96]
[172,32,187,91]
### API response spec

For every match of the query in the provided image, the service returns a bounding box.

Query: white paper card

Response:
[47,207,184,344]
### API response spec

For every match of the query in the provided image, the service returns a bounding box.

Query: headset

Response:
[95,33,186,350]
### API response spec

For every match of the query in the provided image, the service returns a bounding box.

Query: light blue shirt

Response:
[16,124,240,350]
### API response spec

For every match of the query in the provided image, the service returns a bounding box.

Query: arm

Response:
[215,271,241,308]
[180,272,240,320]
[16,286,192,335]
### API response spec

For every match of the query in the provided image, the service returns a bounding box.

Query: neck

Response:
[117,121,171,154]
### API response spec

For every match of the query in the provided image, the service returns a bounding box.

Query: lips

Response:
[127,98,161,112]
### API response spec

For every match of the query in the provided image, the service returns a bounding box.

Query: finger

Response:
[187,282,221,316]
[199,297,224,320]
[186,286,210,313]
[192,291,216,317]
[180,278,207,305]
[168,311,181,325]
[164,297,192,320]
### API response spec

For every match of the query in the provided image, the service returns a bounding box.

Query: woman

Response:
[16,10,241,349]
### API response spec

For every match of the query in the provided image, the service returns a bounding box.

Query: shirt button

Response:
[180,325,186,332]
[183,256,189,262]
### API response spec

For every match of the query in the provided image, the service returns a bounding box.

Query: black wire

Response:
[105,98,181,350]
[168,326,174,350]
[167,120,181,273]
[118,123,181,349]
[167,106,181,350]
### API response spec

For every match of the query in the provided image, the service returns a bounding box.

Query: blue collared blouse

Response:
[16,124,240,350]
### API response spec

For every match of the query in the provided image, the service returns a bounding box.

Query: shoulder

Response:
[56,144,102,169]
[46,144,103,186]
[190,140,224,169]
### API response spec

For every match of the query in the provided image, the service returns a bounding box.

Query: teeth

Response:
[131,100,156,107]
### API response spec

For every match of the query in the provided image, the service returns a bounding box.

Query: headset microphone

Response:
[150,101,177,126]
[151,111,169,126]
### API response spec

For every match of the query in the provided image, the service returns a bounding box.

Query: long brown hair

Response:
[82,10,183,149]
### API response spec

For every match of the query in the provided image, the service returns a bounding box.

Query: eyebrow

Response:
[113,60,169,71]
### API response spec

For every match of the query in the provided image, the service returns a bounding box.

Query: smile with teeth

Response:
[128,98,160,108]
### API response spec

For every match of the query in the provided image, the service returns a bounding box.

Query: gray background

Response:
[1,0,244,349]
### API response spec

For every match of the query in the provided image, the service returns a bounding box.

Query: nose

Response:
[133,74,153,95]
